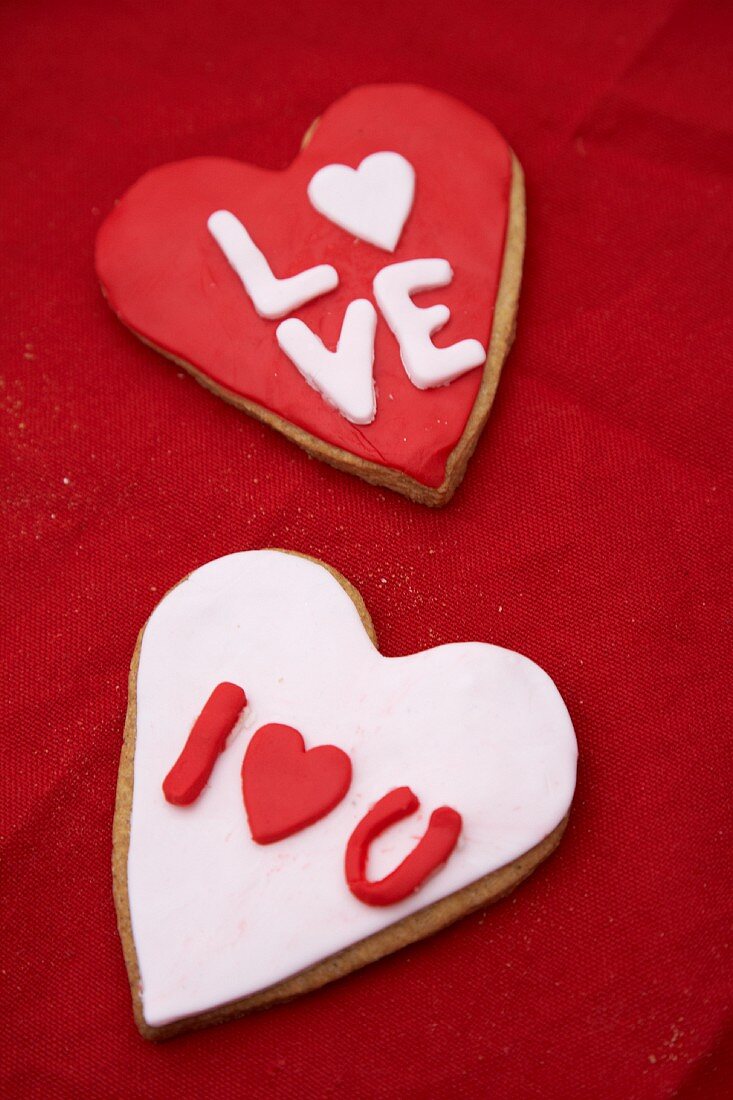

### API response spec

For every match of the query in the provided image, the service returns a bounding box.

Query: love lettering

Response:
[163,682,462,907]
[206,152,486,425]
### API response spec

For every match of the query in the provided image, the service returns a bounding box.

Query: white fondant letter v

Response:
[208,210,339,320]
[276,299,377,425]
[373,259,486,389]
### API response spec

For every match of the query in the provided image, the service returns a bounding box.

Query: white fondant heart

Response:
[307,151,415,252]
[127,551,576,1028]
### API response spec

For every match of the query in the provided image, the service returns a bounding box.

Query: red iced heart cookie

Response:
[242,723,352,844]
[96,85,524,505]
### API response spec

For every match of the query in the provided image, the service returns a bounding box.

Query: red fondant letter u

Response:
[345,786,462,907]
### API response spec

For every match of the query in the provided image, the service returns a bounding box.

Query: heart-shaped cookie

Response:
[113,551,576,1038]
[96,85,525,505]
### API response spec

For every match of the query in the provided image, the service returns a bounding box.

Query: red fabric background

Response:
[1,1,731,1097]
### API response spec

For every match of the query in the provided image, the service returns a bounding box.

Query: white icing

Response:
[307,152,415,252]
[128,551,577,1028]
[276,299,377,425]
[373,259,487,388]
[207,210,338,320]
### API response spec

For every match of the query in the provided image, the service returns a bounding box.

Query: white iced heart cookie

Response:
[113,550,577,1038]
[307,151,416,251]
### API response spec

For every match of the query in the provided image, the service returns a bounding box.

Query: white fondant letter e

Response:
[373,259,486,389]
[208,210,338,320]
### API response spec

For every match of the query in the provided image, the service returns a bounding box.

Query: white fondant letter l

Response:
[208,210,339,320]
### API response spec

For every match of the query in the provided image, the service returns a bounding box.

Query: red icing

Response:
[242,724,352,844]
[345,786,462,907]
[95,85,511,489]
[162,682,246,806]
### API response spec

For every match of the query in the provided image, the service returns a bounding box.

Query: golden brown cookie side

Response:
[436,151,525,504]
[111,631,147,1037]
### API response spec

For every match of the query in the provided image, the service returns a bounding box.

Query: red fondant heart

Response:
[242,723,352,844]
[96,85,518,497]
